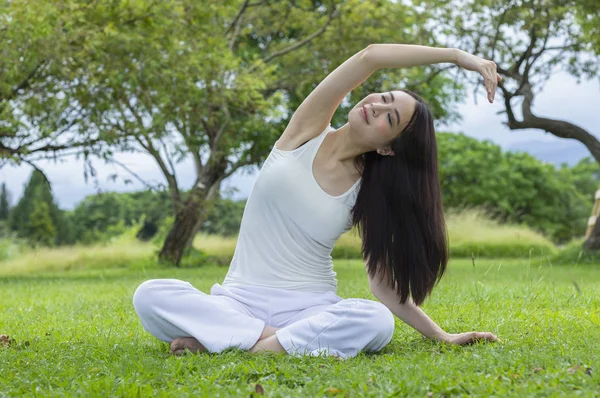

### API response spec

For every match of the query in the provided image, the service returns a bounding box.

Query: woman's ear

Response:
[377,148,395,156]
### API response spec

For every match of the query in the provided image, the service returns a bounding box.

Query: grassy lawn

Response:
[1,257,599,397]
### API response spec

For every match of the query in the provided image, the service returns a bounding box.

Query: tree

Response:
[423,0,600,248]
[26,192,57,246]
[73,0,463,265]
[0,183,10,221]
[0,0,157,171]
[9,170,69,245]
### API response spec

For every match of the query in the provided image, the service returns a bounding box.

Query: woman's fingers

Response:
[459,331,499,344]
[490,77,495,102]
[481,61,498,103]
[475,331,499,342]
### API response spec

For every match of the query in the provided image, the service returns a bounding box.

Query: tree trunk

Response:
[158,184,220,266]
[584,217,600,251]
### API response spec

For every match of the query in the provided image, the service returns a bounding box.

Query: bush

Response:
[437,133,597,243]
[0,235,27,263]
[550,239,600,265]
[151,216,175,246]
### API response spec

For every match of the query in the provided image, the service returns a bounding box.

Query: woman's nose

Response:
[370,102,389,115]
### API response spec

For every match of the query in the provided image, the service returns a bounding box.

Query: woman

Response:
[133,44,502,359]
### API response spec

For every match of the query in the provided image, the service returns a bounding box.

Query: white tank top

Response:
[222,124,362,292]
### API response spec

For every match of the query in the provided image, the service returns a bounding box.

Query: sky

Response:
[1,71,599,210]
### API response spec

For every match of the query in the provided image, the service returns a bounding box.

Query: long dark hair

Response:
[351,89,448,306]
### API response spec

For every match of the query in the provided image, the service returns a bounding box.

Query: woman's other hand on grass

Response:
[439,331,500,345]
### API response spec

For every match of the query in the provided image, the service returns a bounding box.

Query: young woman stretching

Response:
[133,44,502,358]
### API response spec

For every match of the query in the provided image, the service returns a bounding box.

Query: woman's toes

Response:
[171,348,186,356]
[169,337,205,355]
[170,338,184,354]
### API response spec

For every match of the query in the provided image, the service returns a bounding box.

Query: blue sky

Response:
[2,71,599,209]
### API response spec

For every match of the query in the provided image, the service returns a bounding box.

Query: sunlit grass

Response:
[0,238,155,276]
[192,232,238,257]
[445,208,557,257]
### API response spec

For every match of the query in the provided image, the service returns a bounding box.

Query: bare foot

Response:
[259,326,280,340]
[249,334,286,354]
[170,337,206,356]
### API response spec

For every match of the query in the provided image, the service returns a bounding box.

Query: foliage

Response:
[25,196,56,246]
[6,131,597,249]
[67,190,172,244]
[67,188,243,244]
[4,0,599,256]
[437,133,598,242]
[0,0,150,167]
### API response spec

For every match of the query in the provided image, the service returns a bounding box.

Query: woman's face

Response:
[349,90,417,155]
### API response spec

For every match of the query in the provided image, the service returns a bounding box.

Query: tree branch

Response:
[255,4,338,68]
[104,155,158,190]
[3,60,47,103]
[513,26,538,75]
[135,135,182,211]
[21,159,52,186]
[226,0,265,49]
[225,0,250,35]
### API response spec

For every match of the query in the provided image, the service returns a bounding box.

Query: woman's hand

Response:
[455,49,502,103]
[440,331,500,345]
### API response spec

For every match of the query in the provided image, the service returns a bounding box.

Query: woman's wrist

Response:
[431,330,450,341]
[450,48,461,64]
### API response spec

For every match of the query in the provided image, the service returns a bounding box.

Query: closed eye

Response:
[381,94,393,127]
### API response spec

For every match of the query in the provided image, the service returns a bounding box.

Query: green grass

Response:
[1,257,599,396]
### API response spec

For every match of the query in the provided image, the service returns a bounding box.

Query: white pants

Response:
[132,279,395,359]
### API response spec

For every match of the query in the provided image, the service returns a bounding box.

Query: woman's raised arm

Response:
[363,44,500,103]
[277,46,375,151]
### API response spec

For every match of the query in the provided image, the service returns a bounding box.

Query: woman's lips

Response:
[361,106,368,123]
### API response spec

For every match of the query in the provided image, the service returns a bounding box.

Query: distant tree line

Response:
[1,132,598,248]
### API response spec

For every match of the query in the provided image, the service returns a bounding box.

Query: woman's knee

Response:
[369,301,395,342]
[132,279,182,316]
[350,299,395,349]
